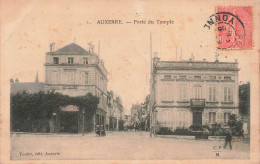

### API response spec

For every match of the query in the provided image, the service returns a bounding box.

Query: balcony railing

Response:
[156,61,238,71]
[190,99,205,107]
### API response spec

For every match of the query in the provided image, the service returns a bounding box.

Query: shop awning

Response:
[60,105,79,112]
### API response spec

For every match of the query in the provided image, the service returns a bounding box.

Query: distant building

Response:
[131,104,141,116]
[44,42,108,132]
[10,73,44,94]
[106,91,124,131]
[125,115,132,122]
[131,104,141,122]
[152,57,239,129]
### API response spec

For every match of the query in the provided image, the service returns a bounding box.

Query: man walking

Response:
[96,125,101,136]
[224,129,232,150]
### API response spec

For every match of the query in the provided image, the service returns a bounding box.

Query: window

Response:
[163,110,173,126]
[178,85,187,101]
[164,75,171,79]
[81,72,88,85]
[224,76,231,80]
[163,111,167,123]
[65,72,75,84]
[68,57,74,64]
[209,112,216,123]
[209,76,216,80]
[194,76,201,80]
[51,71,59,84]
[97,74,99,87]
[83,58,88,64]
[179,75,186,79]
[209,86,217,101]
[162,84,173,101]
[177,111,188,128]
[194,85,202,98]
[224,113,231,123]
[224,86,233,102]
[53,57,59,64]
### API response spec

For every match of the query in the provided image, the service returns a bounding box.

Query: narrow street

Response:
[11,131,249,160]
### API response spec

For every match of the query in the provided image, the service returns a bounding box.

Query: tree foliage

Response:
[239,83,250,116]
[11,91,99,131]
[228,114,244,136]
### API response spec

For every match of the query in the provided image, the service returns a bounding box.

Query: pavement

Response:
[10,131,250,160]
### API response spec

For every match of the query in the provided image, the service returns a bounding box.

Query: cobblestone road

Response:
[11,131,249,160]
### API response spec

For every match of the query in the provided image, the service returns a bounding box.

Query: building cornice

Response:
[44,63,108,81]
[44,84,108,96]
[156,105,238,109]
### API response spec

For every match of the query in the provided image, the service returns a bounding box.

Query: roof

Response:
[155,60,239,71]
[53,43,88,54]
[10,82,44,94]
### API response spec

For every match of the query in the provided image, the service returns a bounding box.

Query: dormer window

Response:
[68,57,74,64]
[209,76,216,80]
[164,75,171,79]
[224,76,231,80]
[83,58,88,64]
[179,75,186,79]
[53,57,59,64]
[194,76,201,80]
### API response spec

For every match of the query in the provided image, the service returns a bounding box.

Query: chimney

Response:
[15,78,19,83]
[153,56,160,64]
[10,79,14,83]
[49,42,55,52]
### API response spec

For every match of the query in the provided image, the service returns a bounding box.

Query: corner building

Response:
[44,43,108,132]
[153,57,239,129]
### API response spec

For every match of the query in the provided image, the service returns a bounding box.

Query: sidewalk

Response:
[11,130,124,137]
[11,132,97,137]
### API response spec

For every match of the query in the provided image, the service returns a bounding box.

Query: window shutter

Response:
[179,86,182,100]
[216,111,221,123]
[173,110,176,129]
[213,87,217,101]
[224,87,227,101]
[206,111,209,124]
[184,86,187,100]
[209,87,212,101]
[220,110,224,123]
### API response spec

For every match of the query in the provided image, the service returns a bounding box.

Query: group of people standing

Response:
[95,124,233,150]
[96,125,106,137]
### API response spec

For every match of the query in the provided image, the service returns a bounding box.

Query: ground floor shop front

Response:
[156,106,239,130]
[49,105,107,133]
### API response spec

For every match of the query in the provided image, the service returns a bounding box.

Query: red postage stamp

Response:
[216,6,252,49]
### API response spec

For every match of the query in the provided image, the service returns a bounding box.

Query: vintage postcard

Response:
[1,0,259,163]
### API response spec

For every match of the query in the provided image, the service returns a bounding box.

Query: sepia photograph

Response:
[1,0,259,163]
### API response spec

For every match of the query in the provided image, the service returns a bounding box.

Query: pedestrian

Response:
[106,123,108,131]
[101,125,106,137]
[224,129,232,150]
[96,125,101,136]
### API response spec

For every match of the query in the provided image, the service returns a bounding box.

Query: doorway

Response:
[193,112,202,126]
[60,111,79,133]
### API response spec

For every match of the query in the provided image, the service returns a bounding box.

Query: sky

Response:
[1,0,258,114]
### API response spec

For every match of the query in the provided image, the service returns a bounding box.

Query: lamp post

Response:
[82,108,85,136]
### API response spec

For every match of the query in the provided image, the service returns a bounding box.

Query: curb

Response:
[157,135,196,140]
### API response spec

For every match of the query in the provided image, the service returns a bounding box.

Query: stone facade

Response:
[106,91,124,131]
[44,43,108,132]
[153,57,239,130]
